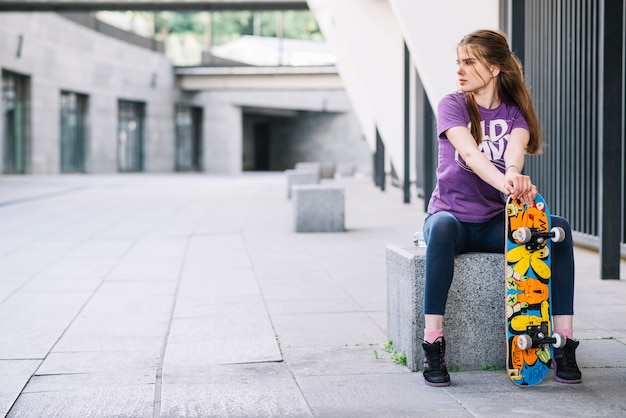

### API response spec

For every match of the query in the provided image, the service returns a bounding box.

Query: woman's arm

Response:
[504,127,537,204]
[445,126,536,205]
[445,125,508,193]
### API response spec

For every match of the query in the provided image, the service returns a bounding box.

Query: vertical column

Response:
[510,0,525,63]
[403,41,411,203]
[422,92,435,212]
[598,0,623,279]
[374,128,386,191]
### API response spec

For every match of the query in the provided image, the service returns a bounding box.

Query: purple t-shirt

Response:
[427,92,530,222]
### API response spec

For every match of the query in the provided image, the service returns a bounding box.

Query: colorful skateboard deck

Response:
[505,193,565,386]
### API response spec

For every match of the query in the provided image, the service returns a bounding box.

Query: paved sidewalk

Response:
[0,173,624,417]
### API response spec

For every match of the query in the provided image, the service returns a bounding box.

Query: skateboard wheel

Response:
[552,332,567,348]
[551,227,566,243]
[517,334,532,350]
[514,227,532,244]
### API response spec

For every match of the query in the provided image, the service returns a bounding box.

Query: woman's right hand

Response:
[505,170,537,206]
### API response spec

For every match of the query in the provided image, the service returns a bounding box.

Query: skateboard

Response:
[504,193,566,386]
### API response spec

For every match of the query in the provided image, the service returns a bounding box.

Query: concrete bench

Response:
[335,163,356,178]
[295,162,321,177]
[285,169,320,199]
[295,162,336,180]
[292,184,345,233]
[386,243,505,371]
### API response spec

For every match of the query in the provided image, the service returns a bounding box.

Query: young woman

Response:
[421,29,581,387]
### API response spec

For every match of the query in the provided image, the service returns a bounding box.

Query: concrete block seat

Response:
[292,184,345,233]
[335,163,356,178]
[295,161,336,180]
[386,243,505,371]
[285,169,320,199]
[294,162,321,177]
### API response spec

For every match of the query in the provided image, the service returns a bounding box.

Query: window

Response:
[175,105,203,172]
[2,70,31,174]
[117,100,144,172]
[60,91,88,173]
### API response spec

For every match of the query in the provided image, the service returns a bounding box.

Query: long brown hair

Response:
[459,29,542,155]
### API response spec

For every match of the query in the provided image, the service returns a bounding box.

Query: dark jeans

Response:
[423,211,575,316]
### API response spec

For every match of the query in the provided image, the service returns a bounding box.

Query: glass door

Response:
[60,91,88,173]
[118,100,144,172]
[2,70,31,174]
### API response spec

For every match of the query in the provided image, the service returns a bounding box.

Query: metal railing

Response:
[514,0,625,272]
[523,0,600,236]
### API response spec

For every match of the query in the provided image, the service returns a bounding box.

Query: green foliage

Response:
[155,10,323,46]
[481,364,506,371]
[392,351,407,365]
[381,340,407,366]
[156,11,208,36]
[211,11,254,45]
[281,10,323,40]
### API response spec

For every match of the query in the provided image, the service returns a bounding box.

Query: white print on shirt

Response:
[455,118,508,172]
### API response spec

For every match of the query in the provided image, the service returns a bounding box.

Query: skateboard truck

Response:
[513,227,565,251]
[516,322,566,351]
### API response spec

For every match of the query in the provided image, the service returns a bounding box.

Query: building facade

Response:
[0,11,371,176]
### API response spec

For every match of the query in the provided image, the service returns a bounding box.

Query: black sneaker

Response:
[553,338,582,384]
[422,337,451,386]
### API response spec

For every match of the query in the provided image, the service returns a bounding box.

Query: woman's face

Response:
[456,46,497,94]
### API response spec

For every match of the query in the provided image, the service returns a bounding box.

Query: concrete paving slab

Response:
[265,297,363,315]
[583,367,626,410]
[576,338,626,368]
[282,345,407,376]
[271,311,388,348]
[62,239,134,258]
[0,180,85,208]
[107,259,185,281]
[34,257,119,278]
[163,336,281,369]
[160,363,311,418]
[10,374,155,418]
[172,295,268,322]
[175,271,262,307]
[18,277,102,294]
[36,350,162,375]
[57,316,170,339]
[297,373,469,417]
[164,311,281,367]
[443,371,626,417]
[76,280,177,318]
[0,289,92,359]
[0,277,30,300]
[367,310,388,333]
[0,241,79,276]
[0,291,88,318]
[0,360,41,418]
[258,277,355,302]
[52,335,164,353]
[0,318,71,359]
[181,234,253,272]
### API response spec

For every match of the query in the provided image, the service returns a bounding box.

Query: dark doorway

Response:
[175,105,203,172]
[253,122,270,171]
